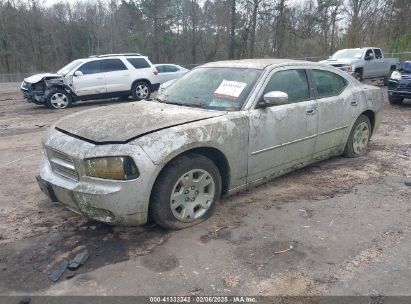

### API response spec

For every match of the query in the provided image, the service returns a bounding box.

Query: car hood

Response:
[55,101,227,144]
[24,73,62,84]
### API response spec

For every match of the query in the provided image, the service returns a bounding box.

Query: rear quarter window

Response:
[127,58,151,69]
[312,69,348,98]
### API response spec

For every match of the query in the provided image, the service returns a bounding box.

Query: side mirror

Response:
[74,70,83,76]
[261,91,288,107]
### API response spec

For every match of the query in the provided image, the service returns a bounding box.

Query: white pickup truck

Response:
[319,47,399,85]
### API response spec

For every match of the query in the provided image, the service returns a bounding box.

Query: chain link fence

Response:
[2,52,411,83]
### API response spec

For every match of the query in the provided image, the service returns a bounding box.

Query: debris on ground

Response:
[48,260,68,282]
[68,250,89,270]
[274,244,294,255]
[404,179,411,187]
[224,275,240,288]
[183,287,203,296]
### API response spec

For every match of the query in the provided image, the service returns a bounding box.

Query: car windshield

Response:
[159,67,262,110]
[403,62,411,73]
[57,60,84,75]
[331,49,363,59]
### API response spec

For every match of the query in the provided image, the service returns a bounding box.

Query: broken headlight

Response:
[45,78,64,86]
[84,156,139,180]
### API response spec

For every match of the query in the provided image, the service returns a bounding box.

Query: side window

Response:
[156,65,165,73]
[100,59,128,72]
[77,61,101,75]
[262,69,310,103]
[374,49,383,59]
[127,58,151,69]
[312,69,347,98]
[165,65,179,72]
[365,49,374,59]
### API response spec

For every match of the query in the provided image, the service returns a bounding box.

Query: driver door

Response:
[72,60,107,96]
[247,68,318,183]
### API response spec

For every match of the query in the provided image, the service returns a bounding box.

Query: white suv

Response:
[21,53,160,109]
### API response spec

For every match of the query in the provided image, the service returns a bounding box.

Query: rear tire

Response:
[45,89,72,109]
[132,81,151,100]
[343,115,371,158]
[149,153,222,230]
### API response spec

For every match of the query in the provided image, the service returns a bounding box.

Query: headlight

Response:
[84,156,139,180]
[345,64,353,72]
[390,71,402,81]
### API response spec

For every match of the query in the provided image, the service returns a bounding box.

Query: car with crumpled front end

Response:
[37,59,383,229]
[21,54,160,109]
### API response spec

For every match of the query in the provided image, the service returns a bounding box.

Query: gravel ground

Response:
[0,83,410,297]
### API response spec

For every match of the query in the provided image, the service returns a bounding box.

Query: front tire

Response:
[132,81,151,100]
[46,89,72,109]
[343,115,371,158]
[354,71,363,82]
[149,153,222,230]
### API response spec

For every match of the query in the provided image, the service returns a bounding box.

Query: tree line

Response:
[0,0,410,73]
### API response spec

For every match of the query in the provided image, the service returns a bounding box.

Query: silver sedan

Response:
[38,59,383,229]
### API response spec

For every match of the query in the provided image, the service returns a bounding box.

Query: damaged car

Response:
[21,54,160,109]
[37,59,383,229]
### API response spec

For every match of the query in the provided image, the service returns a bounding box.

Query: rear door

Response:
[310,69,357,154]
[373,48,387,76]
[363,49,377,78]
[72,61,106,96]
[101,59,130,93]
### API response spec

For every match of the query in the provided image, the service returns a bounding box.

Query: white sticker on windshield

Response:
[213,80,247,100]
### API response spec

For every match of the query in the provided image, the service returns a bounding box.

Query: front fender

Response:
[130,113,250,190]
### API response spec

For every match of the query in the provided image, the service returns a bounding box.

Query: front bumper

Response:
[39,128,161,225]
[388,79,411,98]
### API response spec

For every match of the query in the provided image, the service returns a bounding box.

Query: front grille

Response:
[45,148,78,181]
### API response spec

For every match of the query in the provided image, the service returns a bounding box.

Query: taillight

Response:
[153,70,158,76]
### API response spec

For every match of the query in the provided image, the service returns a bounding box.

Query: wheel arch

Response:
[149,146,231,202]
[360,110,375,134]
[131,78,152,90]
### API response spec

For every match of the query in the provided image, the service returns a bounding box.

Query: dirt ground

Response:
[0,82,410,297]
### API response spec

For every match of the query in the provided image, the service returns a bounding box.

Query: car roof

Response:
[82,54,147,61]
[201,59,312,70]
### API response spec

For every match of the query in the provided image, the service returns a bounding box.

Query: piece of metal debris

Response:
[274,244,294,255]
[48,260,68,282]
[68,250,89,270]
[404,180,411,187]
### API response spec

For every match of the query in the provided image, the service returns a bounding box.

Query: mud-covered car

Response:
[21,54,160,109]
[37,59,383,229]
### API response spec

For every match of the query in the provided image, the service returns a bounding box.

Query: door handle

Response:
[306,107,316,115]
[350,100,358,106]
[97,77,104,79]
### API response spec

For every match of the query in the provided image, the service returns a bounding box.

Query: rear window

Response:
[312,69,347,98]
[165,65,179,72]
[127,58,151,69]
[100,59,128,72]
[374,49,383,59]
